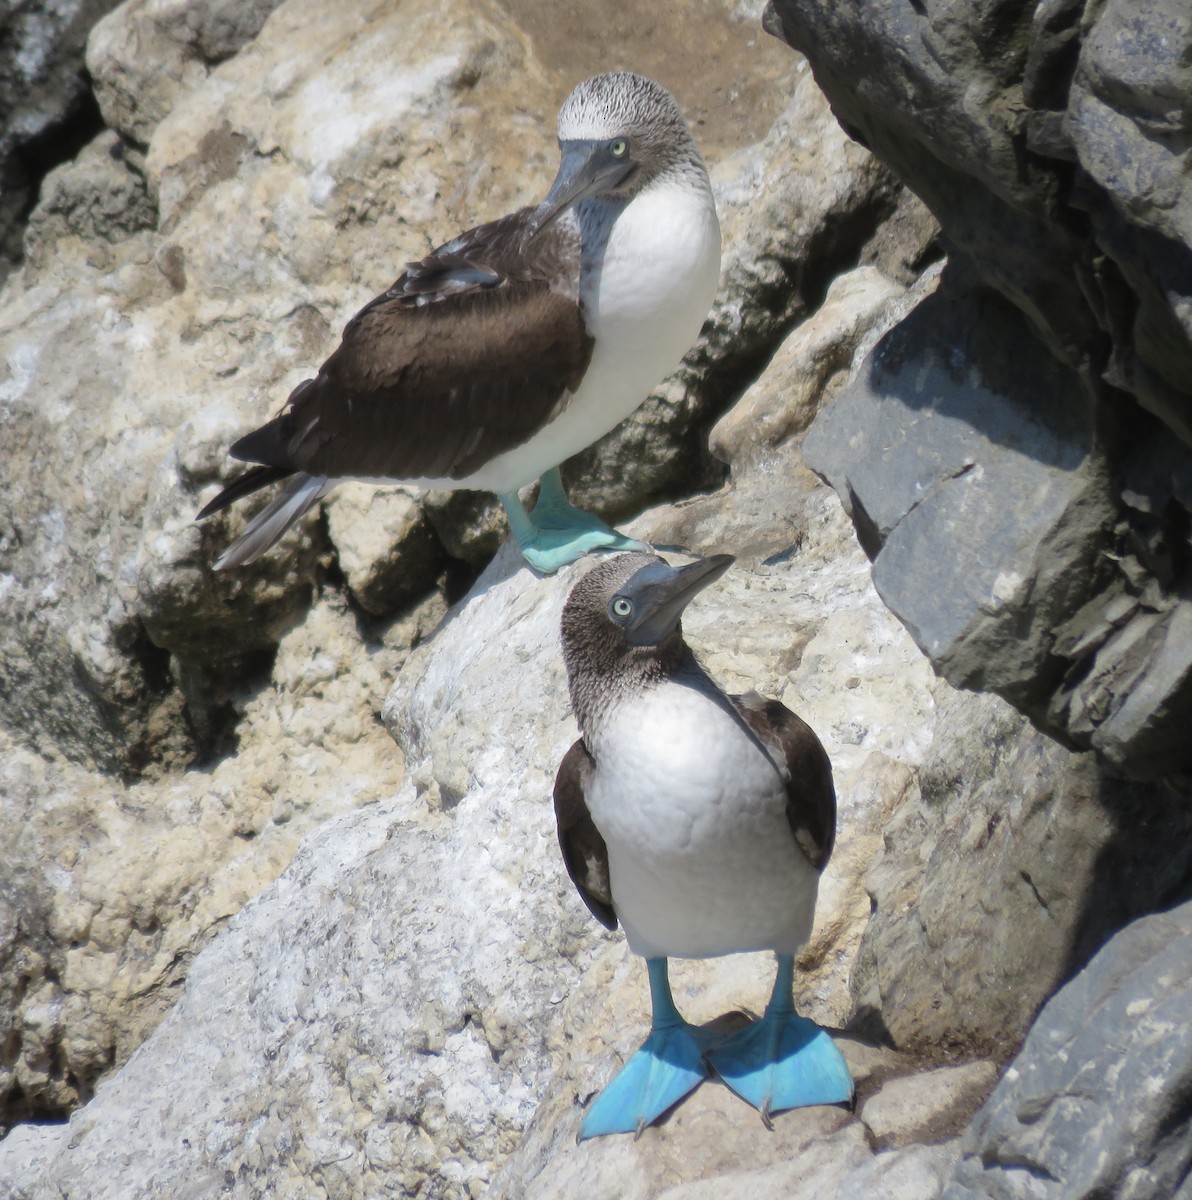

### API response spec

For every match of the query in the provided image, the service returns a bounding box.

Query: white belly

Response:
[449,178,722,494]
[587,681,820,961]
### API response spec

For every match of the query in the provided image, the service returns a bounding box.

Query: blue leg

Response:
[499,468,647,575]
[580,958,709,1140]
[707,955,853,1126]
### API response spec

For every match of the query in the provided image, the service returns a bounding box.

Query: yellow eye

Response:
[609,137,629,158]
[611,596,633,619]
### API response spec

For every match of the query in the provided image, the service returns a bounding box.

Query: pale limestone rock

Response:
[324,483,443,616]
[861,1061,999,1148]
[710,266,905,468]
[0,594,407,1124]
[86,0,285,145]
[0,227,1158,1195]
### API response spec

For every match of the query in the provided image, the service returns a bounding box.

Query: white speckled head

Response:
[555,72,705,185]
[558,73,688,142]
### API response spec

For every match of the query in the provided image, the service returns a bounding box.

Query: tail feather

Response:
[211,473,332,569]
[196,465,291,520]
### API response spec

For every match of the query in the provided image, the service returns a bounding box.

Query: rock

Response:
[22,128,157,270]
[848,679,1192,1059]
[943,901,1192,1200]
[86,0,286,147]
[0,594,407,1127]
[804,280,1117,711]
[5,175,1187,1187]
[1067,0,1192,444]
[765,0,1192,781]
[710,265,905,470]
[324,484,444,616]
[2,0,559,773]
[0,0,908,778]
[0,501,950,1196]
[860,1061,998,1149]
[0,0,120,282]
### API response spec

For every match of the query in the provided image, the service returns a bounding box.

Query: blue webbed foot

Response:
[580,1020,709,1140]
[500,469,648,575]
[707,955,853,1125]
[579,957,710,1140]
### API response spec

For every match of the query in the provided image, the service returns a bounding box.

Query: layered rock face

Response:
[2,0,1191,1197]
[769,0,1192,780]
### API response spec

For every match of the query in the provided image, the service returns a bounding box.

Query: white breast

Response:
[460,177,721,494]
[587,681,820,961]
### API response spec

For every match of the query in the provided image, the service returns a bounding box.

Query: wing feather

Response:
[553,739,617,931]
[731,692,837,871]
[231,209,592,483]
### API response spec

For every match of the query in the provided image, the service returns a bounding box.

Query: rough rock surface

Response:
[4,0,1192,1194]
[0,0,894,780]
[768,0,1192,780]
[8,250,1187,1194]
[0,0,122,283]
[0,491,995,1198]
[0,0,900,1157]
[943,901,1192,1200]
[0,593,415,1127]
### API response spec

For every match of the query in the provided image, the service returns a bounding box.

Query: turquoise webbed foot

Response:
[580,1020,708,1139]
[580,957,711,1140]
[707,955,853,1125]
[500,468,647,575]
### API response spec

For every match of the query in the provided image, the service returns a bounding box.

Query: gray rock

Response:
[943,901,1192,1200]
[848,677,1192,1059]
[766,0,1192,781]
[805,281,1116,709]
[0,0,124,282]
[1068,0,1192,445]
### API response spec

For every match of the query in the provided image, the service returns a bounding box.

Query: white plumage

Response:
[585,672,819,960]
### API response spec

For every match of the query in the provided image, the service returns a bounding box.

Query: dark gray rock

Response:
[942,900,1192,1199]
[805,282,1116,710]
[850,679,1192,1059]
[769,0,1192,779]
[1068,0,1192,445]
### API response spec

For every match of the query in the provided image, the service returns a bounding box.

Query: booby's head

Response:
[560,553,734,715]
[529,72,707,236]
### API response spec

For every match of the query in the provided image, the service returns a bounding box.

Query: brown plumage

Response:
[197,211,591,511]
[197,72,721,574]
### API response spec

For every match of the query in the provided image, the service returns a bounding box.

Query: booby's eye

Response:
[609,137,629,158]
[610,596,634,620]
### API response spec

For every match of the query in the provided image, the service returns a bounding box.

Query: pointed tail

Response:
[199,472,332,569]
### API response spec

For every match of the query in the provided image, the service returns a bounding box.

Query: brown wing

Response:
[229,209,593,482]
[553,739,617,931]
[731,692,837,871]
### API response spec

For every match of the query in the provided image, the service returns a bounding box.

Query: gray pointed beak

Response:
[624,554,735,646]
[527,141,636,236]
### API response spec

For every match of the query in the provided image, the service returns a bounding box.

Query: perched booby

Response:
[196,72,721,574]
[555,553,853,1138]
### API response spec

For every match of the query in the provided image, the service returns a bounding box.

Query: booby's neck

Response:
[562,628,717,742]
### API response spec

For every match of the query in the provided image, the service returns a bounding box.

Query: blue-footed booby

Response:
[196,73,720,575]
[555,553,853,1138]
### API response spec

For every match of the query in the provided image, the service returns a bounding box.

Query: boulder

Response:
[766,0,1192,780]
[943,901,1192,1200]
